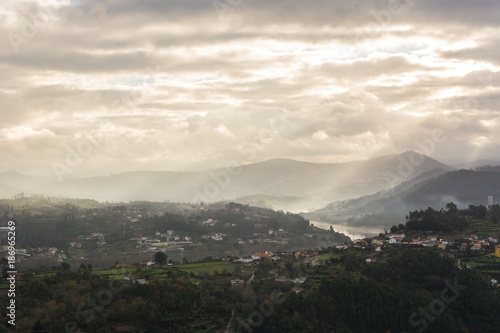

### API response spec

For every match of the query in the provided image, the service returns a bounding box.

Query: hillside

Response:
[307,169,500,228]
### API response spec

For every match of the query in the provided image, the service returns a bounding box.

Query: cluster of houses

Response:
[231,269,307,290]
[69,232,107,248]
[335,232,500,257]
[237,251,279,263]
[7,246,67,262]
[233,249,325,264]
[201,233,227,241]
[128,230,194,253]
[200,219,218,227]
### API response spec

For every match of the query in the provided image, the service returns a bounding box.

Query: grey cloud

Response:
[1,0,500,176]
[442,36,500,66]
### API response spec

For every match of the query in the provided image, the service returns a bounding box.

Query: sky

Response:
[1,0,499,179]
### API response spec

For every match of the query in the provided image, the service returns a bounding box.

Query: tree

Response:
[32,320,44,332]
[446,202,458,215]
[155,252,168,265]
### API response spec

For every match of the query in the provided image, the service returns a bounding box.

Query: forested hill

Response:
[402,169,500,206]
[307,169,500,227]
[0,199,350,265]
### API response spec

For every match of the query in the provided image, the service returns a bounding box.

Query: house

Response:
[375,246,382,252]
[123,275,135,282]
[495,245,500,258]
[201,219,217,227]
[292,287,303,294]
[211,233,225,241]
[441,239,455,246]
[238,258,253,263]
[437,243,446,250]
[275,276,292,283]
[252,252,272,261]
[139,260,156,267]
[471,244,483,251]
[460,243,468,252]
[372,238,385,245]
[115,263,131,269]
[488,237,498,244]
[292,277,307,284]
[280,252,294,258]
[336,244,349,250]
[353,239,368,246]
[231,279,245,287]
[474,240,489,246]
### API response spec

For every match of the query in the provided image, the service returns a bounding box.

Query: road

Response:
[246,270,255,287]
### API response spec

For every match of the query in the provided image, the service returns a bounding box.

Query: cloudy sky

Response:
[1,0,499,178]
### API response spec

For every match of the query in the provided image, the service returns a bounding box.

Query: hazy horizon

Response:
[3,150,496,178]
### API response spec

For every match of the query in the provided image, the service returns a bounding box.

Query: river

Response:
[311,220,383,240]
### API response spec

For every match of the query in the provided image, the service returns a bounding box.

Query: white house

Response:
[239,258,253,263]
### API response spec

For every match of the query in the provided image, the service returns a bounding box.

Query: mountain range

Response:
[1,151,450,210]
[2,151,499,227]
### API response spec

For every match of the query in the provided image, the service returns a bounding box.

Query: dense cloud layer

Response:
[1,0,499,179]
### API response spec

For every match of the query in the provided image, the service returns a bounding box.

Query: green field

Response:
[465,219,500,237]
[313,252,343,260]
[463,256,500,277]
[91,266,138,278]
[174,261,236,275]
